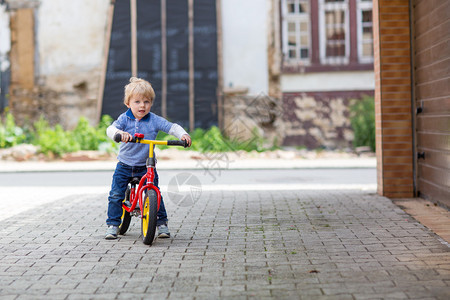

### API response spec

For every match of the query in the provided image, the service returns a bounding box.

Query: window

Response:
[357,0,373,63]
[282,0,311,64]
[319,0,349,64]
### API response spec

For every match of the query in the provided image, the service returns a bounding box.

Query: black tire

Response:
[141,189,158,245]
[119,188,132,235]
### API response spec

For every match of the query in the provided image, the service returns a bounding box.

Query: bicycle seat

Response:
[130,177,141,185]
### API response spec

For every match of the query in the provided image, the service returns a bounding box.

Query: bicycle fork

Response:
[127,183,141,217]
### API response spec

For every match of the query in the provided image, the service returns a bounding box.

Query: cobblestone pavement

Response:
[1,189,449,299]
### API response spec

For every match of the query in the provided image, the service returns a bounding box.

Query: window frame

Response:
[281,0,311,65]
[357,0,374,63]
[318,0,350,65]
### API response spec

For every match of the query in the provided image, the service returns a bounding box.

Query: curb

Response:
[0,158,376,173]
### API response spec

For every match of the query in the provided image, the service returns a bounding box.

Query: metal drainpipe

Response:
[408,0,418,197]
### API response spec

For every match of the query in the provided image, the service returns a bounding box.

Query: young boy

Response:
[105,77,191,240]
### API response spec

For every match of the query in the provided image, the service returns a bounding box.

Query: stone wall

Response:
[283,91,374,149]
[9,84,98,127]
[222,88,285,147]
[222,88,376,150]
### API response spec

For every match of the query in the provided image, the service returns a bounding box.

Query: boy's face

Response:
[127,95,152,120]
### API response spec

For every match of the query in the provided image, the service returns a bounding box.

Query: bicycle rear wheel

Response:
[119,188,132,235]
[141,189,158,245]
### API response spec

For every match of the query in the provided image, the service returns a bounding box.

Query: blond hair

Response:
[123,77,155,106]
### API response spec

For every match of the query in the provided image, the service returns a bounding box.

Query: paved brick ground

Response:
[1,189,449,299]
[394,199,450,244]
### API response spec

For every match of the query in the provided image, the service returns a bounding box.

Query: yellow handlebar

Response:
[135,139,168,158]
[113,133,187,158]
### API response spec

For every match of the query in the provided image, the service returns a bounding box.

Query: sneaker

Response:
[157,224,171,238]
[105,225,119,240]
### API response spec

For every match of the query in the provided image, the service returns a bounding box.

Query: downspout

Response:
[216,0,224,130]
[408,0,417,196]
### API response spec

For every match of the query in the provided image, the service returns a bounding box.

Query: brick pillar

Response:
[373,0,414,198]
[10,8,34,90]
[9,8,35,125]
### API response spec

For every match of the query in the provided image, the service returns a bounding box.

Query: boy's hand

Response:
[181,134,192,147]
[119,131,133,143]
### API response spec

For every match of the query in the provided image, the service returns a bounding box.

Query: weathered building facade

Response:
[221,0,376,150]
[1,0,375,150]
[1,0,110,128]
[280,0,375,149]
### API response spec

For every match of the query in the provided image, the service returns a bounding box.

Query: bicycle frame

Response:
[123,168,161,217]
[119,134,186,218]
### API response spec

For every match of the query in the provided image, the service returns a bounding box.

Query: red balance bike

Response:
[114,132,188,245]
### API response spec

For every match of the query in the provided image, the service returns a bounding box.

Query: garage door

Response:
[413,0,450,207]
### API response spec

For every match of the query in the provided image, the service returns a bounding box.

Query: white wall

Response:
[281,71,375,92]
[37,0,110,91]
[221,0,269,95]
[33,0,110,127]
[0,4,10,72]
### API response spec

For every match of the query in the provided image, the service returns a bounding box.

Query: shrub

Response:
[157,125,268,153]
[96,115,119,153]
[349,95,375,151]
[37,123,80,156]
[1,113,271,156]
[0,113,27,148]
[31,115,118,157]
[73,117,99,150]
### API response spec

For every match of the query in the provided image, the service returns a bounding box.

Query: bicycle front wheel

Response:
[141,189,158,245]
[119,188,132,235]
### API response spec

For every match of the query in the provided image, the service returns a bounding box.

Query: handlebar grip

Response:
[113,133,122,143]
[114,133,137,143]
[167,140,188,148]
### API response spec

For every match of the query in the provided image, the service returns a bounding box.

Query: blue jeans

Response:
[106,162,168,226]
